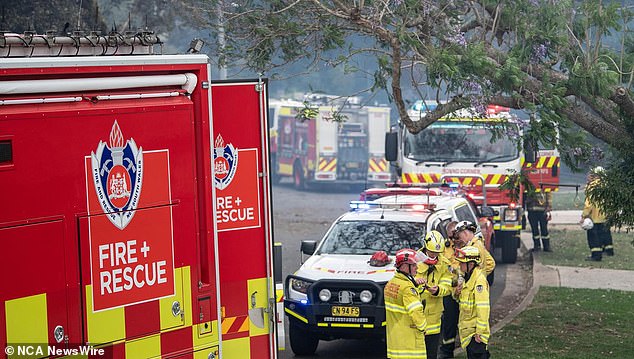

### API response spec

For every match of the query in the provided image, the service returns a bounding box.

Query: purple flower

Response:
[590,147,604,159]
[448,32,467,47]
[470,96,487,116]
[463,80,482,93]
[530,41,550,64]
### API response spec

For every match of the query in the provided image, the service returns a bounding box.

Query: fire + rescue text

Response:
[98,240,167,295]
[216,196,255,223]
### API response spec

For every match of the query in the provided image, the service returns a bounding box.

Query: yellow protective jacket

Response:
[582,181,607,223]
[384,271,427,359]
[457,267,491,348]
[466,236,496,276]
[443,243,461,286]
[415,256,453,335]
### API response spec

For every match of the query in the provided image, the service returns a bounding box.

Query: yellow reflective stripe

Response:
[331,323,361,328]
[476,302,490,307]
[461,335,472,347]
[442,337,455,345]
[385,302,407,313]
[439,279,452,285]
[426,323,441,332]
[284,307,308,323]
[387,348,427,358]
[479,333,490,341]
[476,321,488,328]
[318,323,328,327]
[406,301,423,312]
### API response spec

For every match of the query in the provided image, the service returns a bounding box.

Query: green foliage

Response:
[539,229,634,270]
[586,162,634,228]
[295,102,319,122]
[500,169,535,203]
[491,287,634,358]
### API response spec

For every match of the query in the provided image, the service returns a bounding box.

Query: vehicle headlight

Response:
[290,278,312,294]
[319,289,332,302]
[360,290,373,303]
[504,208,518,222]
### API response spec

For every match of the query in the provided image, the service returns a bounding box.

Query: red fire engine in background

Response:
[386,101,560,263]
[0,32,279,358]
[270,94,392,189]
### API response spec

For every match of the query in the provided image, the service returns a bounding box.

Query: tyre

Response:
[293,162,306,190]
[289,322,319,356]
[500,232,518,264]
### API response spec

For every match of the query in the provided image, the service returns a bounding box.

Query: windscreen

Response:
[317,220,426,255]
[404,121,519,162]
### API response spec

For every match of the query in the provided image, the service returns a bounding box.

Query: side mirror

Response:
[480,206,498,217]
[523,138,537,163]
[273,243,283,284]
[385,132,398,162]
[301,240,317,255]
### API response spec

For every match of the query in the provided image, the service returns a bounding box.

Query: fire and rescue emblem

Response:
[213,134,238,190]
[90,120,143,230]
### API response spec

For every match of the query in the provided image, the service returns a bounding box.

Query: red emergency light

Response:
[486,104,510,115]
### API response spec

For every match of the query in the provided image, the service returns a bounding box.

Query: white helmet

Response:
[581,218,594,230]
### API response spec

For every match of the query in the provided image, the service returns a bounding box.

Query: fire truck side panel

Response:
[523,150,560,192]
[209,82,276,359]
[367,107,391,182]
[315,108,338,181]
[0,55,278,357]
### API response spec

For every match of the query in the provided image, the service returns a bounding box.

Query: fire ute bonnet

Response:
[98,240,167,295]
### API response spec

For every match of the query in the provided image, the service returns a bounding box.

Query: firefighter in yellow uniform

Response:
[384,248,427,359]
[439,221,462,359]
[454,246,491,359]
[453,221,495,277]
[414,231,453,359]
[581,167,614,261]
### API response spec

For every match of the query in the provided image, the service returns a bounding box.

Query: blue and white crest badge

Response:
[90,120,143,230]
[213,134,238,190]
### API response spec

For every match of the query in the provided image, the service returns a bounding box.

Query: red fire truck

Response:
[272,95,392,189]
[386,102,560,263]
[0,32,279,358]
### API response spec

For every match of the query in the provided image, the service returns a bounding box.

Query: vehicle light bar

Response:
[349,201,435,211]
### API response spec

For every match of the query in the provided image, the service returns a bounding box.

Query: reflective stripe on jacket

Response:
[457,267,490,348]
[385,271,427,359]
[415,256,452,335]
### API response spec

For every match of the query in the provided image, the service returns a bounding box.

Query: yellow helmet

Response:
[424,230,445,253]
[455,246,481,264]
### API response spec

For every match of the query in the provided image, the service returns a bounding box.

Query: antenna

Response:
[77,0,83,30]
[94,5,99,31]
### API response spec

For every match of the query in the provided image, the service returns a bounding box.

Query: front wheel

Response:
[500,232,519,264]
[289,323,319,356]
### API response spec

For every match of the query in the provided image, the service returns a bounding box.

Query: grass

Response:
[536,229,634,270]
[486,287,634,359]
[551,190,586,210]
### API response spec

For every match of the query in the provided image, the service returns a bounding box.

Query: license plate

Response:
[331,306,360,317]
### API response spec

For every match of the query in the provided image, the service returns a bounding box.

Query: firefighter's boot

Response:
[532,237,541,252]
[542,237,551,252]
[438,343,454,359]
